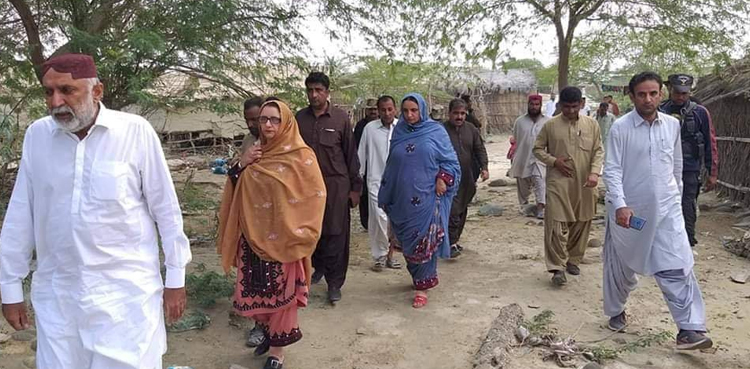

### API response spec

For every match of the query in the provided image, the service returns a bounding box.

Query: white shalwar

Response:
[357,119,395,260]
[0,104,192,368]
[602,111,706,331]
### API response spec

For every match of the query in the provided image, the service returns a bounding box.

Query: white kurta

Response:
[357,119,395,259]
[603,111,692,276]
[0,104,191,368]
[544,100,557,117]
[510,114,549,179]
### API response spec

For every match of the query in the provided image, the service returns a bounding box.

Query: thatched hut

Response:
[694,60,750,206]
[446,69,537,134]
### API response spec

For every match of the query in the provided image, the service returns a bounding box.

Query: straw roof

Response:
[692,57,750,207]
[694,58,750,105]
[446,69,537,95]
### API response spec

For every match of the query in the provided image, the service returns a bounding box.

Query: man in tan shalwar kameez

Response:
[533,86,604,286]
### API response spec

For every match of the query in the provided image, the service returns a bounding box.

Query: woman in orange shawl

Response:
[217,100,326,369]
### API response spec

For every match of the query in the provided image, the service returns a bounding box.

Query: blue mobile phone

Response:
[629,215,646,231]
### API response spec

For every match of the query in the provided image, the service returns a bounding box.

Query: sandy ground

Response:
[2,136,749,369]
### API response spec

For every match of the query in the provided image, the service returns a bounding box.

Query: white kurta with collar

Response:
[0,104,191,368]
[602,111,706,331]
[602,110,692,276]
[358,119,396,259]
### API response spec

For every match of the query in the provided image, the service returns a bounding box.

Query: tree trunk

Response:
[557,40,570,91]
[8,0,45,82]
[553,18,569,91]
[555,16,579,91]
[473,303,524,369]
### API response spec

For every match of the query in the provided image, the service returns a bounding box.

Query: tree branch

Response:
[579,0,608,19]
[8,0,45,81]
[87,0,139,34]
[526,0,554,20]
[169,65,251,97]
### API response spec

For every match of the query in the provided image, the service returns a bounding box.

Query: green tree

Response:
[570,25,735,89]
[2,0,309,113]
[0,0,318,214]
[501,58,543,72]
[501,57,557,88]
[336,56,454,105]
[326,0,749,91]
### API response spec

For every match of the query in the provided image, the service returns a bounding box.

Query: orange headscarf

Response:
[217,100,326,277]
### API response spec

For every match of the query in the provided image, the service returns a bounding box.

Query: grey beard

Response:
[50,100,96,133]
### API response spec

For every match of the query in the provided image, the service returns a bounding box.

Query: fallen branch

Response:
[474,303,524,369]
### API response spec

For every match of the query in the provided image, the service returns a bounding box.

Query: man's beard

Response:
[528,109,541,117]
[50,98,97,133]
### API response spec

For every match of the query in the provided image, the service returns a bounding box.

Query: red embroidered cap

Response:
[528,94,543,102]
[42,54,98,79]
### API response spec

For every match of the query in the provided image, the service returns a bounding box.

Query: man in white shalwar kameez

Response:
[358,95,401,272]
[602,71,712,350]
[510,95,549,219]
[0,54,191,368]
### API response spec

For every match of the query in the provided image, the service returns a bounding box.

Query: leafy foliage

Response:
[185,269,234,308]
[333,56,454,105]
[325,0,750,89]
[1,0,311,114]
[178,180,217,212]
[523,309,556,335]
[167,310,211,332]
[502,58,557,88]
[587,330,674,363]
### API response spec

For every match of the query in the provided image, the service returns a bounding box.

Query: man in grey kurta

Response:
[602,71,712,350]
[444,98,489,258]
[510,94,549,219]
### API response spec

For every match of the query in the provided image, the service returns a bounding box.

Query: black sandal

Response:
[254,333,270,356]
[263,356,283,369]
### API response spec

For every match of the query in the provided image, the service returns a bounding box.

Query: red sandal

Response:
[412,294,428,308]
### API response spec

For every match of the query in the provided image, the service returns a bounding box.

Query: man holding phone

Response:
[602,72,712,350]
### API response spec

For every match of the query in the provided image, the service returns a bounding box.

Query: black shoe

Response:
[263,356,283,369]
[328,287,342,303]
[676,330,713,350]
[450,245,462,259]
[311,270,324,285]
[607,310,627,332]
[551,270,567,286]
[456,244,464,252]
[566,262,580,276]
[253,333,270,356]
[246,325,266,348]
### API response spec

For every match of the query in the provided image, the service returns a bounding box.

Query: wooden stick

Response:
[718,180,750,193]
[716,136,750,143]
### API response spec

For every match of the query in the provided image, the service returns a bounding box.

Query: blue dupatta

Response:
[378,93,461,265]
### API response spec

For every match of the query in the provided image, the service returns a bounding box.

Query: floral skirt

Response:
[389,222,441,291]
[233,236,308,346]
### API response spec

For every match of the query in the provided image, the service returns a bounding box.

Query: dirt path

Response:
[2,136,749,369]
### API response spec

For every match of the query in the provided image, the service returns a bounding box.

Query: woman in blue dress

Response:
[379,93,460,308]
